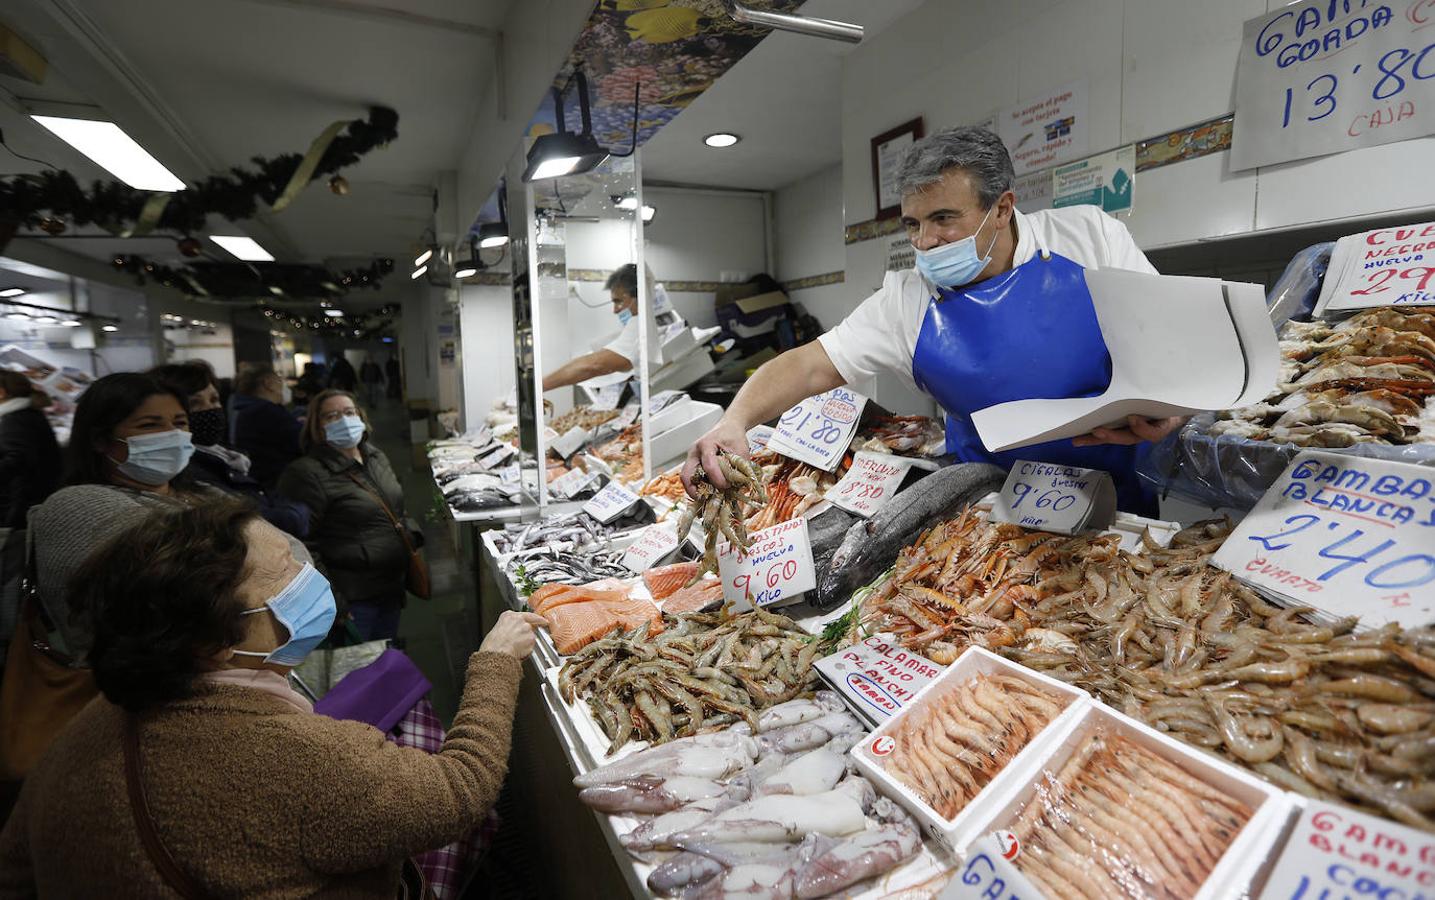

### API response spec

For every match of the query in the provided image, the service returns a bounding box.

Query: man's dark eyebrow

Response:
[926,208,963,219]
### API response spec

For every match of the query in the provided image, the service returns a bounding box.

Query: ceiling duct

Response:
[722,1,863,43]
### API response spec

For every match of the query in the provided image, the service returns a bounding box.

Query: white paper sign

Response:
[718,518,816,609]
[997,80,1088,176]
[552,426,589,459]
[612,402,640,431]
[829,452,915,518]
[1316,220,1435,313]
[549,468,597,500]
[989,460,1117,535]
[1258,800,1435,900]
[1212,451,1435,630]
[478,443,515,469]
[938,833,1044,900]
[582,481,642,524]
[747,424,774,455]
[814,633,944,725]
[621,524,681,573]
[766,387,868,472]
[591,382,625,411]
[1232,2,1435,171]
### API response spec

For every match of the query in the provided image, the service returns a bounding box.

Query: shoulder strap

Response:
[344,469,415,555]
[124,716,210,899]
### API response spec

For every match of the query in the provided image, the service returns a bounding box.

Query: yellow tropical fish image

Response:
[625,5,708,43]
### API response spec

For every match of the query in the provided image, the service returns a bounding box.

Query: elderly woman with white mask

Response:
[0,499,544,896]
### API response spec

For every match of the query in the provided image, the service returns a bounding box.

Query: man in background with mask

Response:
[231,366,302,489]
[684,126,1179,514]
[542,264,655,392]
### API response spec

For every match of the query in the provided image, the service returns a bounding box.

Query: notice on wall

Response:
[828,451,916,518]
[1012,169,1054,212]
[814,633,944,725]
[1052,145,1135,215]
[997,80,1088,176]
[718,518,816,609]
[886,235,915,273]
[766,387,868,472]
[1212,450,1435,630]
[989,460,1117,535]
[1258,800,1435,900]
[1231,1,1435,170]
[1315,220,1435,313]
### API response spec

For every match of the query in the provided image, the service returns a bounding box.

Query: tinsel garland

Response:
[111,253,394,300]
[0,107,398,235]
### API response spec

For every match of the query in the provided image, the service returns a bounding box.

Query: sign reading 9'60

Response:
[1212,450,1435,629]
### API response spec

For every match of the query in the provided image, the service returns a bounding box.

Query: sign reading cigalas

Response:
[766,387,867,472]
[1231,1,1435,170]
[1212,450,1435,629]
[988,460,1117,535]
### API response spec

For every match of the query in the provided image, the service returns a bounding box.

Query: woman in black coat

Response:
[0,371,60,529]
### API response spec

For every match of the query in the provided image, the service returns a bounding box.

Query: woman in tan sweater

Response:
[0,500,544,898]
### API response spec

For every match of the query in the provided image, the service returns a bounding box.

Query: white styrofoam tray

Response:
[957,700,1292,900]
[849,646,1088,855]
[974,491,1184,552]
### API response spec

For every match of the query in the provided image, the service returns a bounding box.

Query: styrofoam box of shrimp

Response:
[849,646,1090,855]
[954,701,1293,900]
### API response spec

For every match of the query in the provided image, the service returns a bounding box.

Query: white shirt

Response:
[818,205,1157,394]
[603,309,664,369]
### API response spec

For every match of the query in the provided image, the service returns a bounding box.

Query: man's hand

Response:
[1072,415,1186,447]
[682,418,751,497]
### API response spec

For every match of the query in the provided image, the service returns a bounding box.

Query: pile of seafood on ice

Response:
[883,673,1072,820]
[531,580,662,655]
[678,451,765,573]
[1210,307,1435,447]
[558,609,824,753]
[1007,730,1253,898]
[574,693,927,899]
[548,405,621,434]
[743,451,844,532]
[856,513,1435,829]
[851,414,946,458]
[492,510,622,556]
[593,421,646,483]
[641,468,688,504]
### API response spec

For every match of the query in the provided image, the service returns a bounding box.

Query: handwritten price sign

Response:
[550,468,598,500]
[1232,0,1435,170]
[989,460,1117,535]
[829,452,915,517]
[551,426,589,460]
[937,833,1043,900]
[582,481,642,524]
[746,424,774,456]
[814,633,944,724]
[1258,800,1435,900]
[718,518,816,610]
[1322,220,1435,312]
[1213,450,1435,629]
[622,523,680,573]
[766,388,867,471]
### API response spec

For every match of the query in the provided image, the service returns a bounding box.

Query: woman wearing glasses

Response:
[277,390,417,641]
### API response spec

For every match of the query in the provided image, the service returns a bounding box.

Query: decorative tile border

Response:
[782,270,845,291]
[843,113,1236,245]
[567,268,608,283]
[665,280,726,293]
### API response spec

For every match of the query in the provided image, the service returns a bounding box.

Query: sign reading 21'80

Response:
[1231,1,1435,171]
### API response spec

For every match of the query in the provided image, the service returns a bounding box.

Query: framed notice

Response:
[871,118,923,221]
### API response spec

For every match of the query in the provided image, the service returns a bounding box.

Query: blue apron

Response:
[910,251,1154,514]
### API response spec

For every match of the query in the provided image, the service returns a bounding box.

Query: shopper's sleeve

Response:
[817,274,920,386]
[295,651,524,872]
[0,782,37,897]
[1099,211,1158,274]
[0,421,30,484]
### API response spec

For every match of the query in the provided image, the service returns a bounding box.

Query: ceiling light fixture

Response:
[414,247,433,267]
[641,205,655,223]
[33,315,57,325]
[704,132,740,148]
[522,73,608,182]
[323,309,344,318]
[453,238,481,280]
[30,116,186,192]
[209,235,274,262]
[60,318,81,327]
[102,324,119,332]
[477,222,509,249]
[4,311,29,321]
[0,288,24,298]
[411,265,428,280]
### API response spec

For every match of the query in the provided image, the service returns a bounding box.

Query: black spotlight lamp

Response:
[522,72,608,182]
[454,238,481,280]
[477,222,509,249]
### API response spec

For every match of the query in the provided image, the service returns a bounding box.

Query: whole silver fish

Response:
[814,461,1005,608]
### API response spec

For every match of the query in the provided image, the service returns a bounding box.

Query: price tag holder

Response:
[813,633,944,725]
[747,424,774,455]
[828,451,915,518]
[988,460,1116,535]
[1258,800,1434,900]
[937,833,1044,900]
[766,387,868,472]
[621,524,681,573]
[551,426,589,460]
[582,480,642,524]
[718,518,816,609]
[1212,450,1435,629]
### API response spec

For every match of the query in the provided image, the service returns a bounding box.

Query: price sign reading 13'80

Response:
[1212,450,1435,629]
[765,388,868,472]
[1231,0,1435,170]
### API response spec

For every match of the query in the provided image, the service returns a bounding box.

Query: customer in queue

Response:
[231,365,303,488]
[150,362,310,538]
[0,500,546,896]
[0,371,61,529]
[277,390,414,641]
[3,373,220,778]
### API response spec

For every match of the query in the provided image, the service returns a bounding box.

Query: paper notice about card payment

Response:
[969,269,1279,453]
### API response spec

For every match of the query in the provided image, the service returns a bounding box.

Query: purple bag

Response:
[313,648,431,733]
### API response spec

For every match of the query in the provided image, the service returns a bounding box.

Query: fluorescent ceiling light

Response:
[479,235,508,249]
[454,265,478,279]
[102,324,119,332]
[414,248,433,267]
[411,265,428,280]
[60,319,82,327]
[31,116,186,192]
[477,222,509,249]
[0,288,24,298]
[323,309,344,318]
[704,133,740,148]
[4,311,29,320]
[641,205,655,223]
[210,235,273,262]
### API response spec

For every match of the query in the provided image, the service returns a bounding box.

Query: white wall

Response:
[458,283,516,429]
[644,187,769,329]
[774,164,848,329]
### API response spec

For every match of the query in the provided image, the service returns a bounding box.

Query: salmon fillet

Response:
[546,602,619,655]
[661,578,723,614]
[530,586,629,616]
[642,561,699,600]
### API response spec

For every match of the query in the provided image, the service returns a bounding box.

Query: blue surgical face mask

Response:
[914,203,999,289]
[324,415,365,449]
[233,563,336,667]
[114,429,194,485]
[617,308,633,326]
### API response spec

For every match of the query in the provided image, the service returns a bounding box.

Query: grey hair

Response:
[605,264,638,295]
[896,126,1015,209]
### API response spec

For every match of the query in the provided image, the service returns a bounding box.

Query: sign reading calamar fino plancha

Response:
[815,634,944,726]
